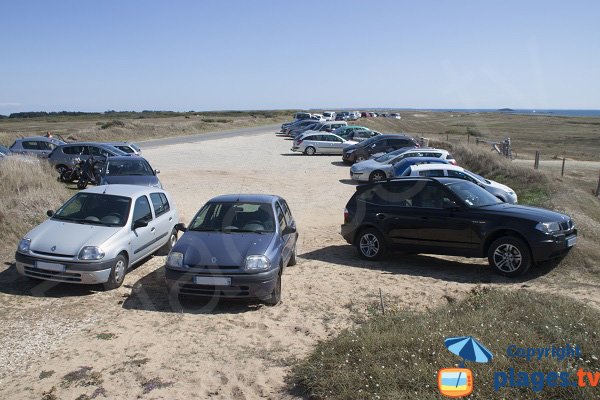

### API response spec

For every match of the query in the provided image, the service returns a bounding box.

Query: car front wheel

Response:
[356,228,387,260]
[369,170,386,182]
[304,146,316,156]
[103,254,127,290]
[264,271,282,306]
[488,236,532,277]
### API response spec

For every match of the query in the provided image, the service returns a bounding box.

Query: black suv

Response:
[342,134,420,164]
[341,177,577,277]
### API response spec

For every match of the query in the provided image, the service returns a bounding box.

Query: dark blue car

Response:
[165,194,298,305]
[99,156,162,188]
[392,157,451,177]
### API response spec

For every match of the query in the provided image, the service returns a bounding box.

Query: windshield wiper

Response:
[188,228,225,232]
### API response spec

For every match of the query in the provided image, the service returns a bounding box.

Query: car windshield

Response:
[52,193,131,226]
[375,152,399,163]
[446,181,502,208]
[105,159,153,176]
[188,202,275,233]
[358,136,379,147]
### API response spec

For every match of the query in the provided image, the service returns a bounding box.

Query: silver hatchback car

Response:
[292,132,357,155]
[9,136,65,158]
[15,185,179,290]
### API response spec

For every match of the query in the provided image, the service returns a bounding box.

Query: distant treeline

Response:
[0,110,294,120]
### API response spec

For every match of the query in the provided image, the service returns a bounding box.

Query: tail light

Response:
[344,208,349,223]
[450,159,457,165]
[297,139,303,145]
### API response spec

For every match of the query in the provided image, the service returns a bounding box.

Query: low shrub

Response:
[100,120,125,129]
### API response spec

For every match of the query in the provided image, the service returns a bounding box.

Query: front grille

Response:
[188,265,239,270]
[178,283,250,297]
[24,266,82,282]
[560,219,574,231]
[31,250,75,259]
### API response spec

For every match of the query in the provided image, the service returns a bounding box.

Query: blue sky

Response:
[1,0,599,113]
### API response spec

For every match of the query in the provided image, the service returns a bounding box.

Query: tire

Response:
[288,245,297,266]
[103,254,128,290]
[77,179,88,189]
[56,165,68,175]
[356,228,387,260]
[369,170,386,182]
[155,229,177,256]
[488,236,531,277]
[304,146,316,156]
[264,271,282,306]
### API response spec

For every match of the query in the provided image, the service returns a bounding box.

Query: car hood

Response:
[478,203,569,222]
[173,231,275,267]
[486,179,515,193]
[102,175,160,187]
[351,159,387,171]
[27,219,120,256]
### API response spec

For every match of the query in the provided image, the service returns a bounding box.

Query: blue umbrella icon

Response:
[444,336,493,388]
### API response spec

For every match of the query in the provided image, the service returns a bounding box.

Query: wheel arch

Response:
[482,229,532,259]
[353,223,387,246]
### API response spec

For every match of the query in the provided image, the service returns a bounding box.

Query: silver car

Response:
[291,132,357,155]
[15,185,179,290]
[9,136,65,158]
[350,148,456,182]
[105,142,142,155]
[48,142,129,172]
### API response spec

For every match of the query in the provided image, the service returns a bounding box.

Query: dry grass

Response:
[357,112,600,161]
[0,113,290,146]
[0,157,70,252]
[291,288,600,400]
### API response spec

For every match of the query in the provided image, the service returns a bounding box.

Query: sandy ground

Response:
[0,127,595,399]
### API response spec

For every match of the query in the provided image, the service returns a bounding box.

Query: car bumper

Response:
[342,153,354,164]
[530,230,578,262]
[165,267,279,300]
[14,252,113,284]
[340,224,356,244]
[291,146,301,152]
[350,170,368,181]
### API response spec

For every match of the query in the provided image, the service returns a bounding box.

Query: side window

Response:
[22,141,40,150]
[280,200,294,225]
[447,170,477,183]
[411,183,450,209]
[275,203,287,232]
[150,193,167,217]
[159,193,171,213]
[132,195,153,224]
[419,169,445,177]
[89,146,109,156]
[40,141,54,150]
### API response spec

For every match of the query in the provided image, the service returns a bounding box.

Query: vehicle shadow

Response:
[122,265,261,314]
[339,179,359,185]
[300,245,557,284]
[331,161,348,167]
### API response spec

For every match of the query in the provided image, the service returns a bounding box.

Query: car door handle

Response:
[376,213,386,220]
[151,227,156,232]
[168,217,173,221]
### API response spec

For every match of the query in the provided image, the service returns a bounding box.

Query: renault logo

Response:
[51,246,56,252]
[211,257,217,264]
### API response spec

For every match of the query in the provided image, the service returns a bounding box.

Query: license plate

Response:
[566,236,577,247]
[193,276,231,286]
[36,261,65,272]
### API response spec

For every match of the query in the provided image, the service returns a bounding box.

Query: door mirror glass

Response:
[174,222,187,232]
[154,169,160,174]
[282,225,296,235]
[133,219,148,230]
[46,210,54,217]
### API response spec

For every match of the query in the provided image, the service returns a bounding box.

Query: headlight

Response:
[18,238,31,254]
[346,149,355,154]
[78,246,105,260]
[244,255,271,272]
[535,222,561,234]
[166,252,184,268]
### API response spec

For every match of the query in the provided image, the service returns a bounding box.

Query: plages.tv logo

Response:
[438,336,494,398]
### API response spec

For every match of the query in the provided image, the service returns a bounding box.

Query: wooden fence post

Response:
[467,133,470,144]
[596,170,600,197]
[534,151,540,170]
[446,133,449,141]
[561,157,566,177]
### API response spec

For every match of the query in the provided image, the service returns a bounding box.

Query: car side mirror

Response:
[282,226,296,235]
[174,222,187,232]
[46,210,54,217]
[133,219,148,230]
[443,199,460,210]
[154,169,160,174]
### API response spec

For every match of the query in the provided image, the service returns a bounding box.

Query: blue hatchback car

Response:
[392,157,451,177]
[165,194,298,305]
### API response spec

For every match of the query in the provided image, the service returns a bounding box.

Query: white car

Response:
[291,132,357,155]
[15,185,179,289]
[322,111,336,121]
[403,164,518,203]
[387,113,401,119]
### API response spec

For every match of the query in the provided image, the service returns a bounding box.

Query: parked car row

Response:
[16,186,298,306]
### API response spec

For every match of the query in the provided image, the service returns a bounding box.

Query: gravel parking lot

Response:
[0,126,587,399]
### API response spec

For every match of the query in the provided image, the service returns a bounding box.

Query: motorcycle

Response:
[59,156,83,183]
[77,156,105,189]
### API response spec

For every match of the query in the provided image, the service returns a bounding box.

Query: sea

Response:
[409,109,600,118]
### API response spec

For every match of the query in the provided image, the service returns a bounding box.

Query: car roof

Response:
[106,156,147,162]
[82,184,163,198]
[409,163,463,171]
[17,136,65,143]
[208,194,282,204]
[105,142,132,146]
[398,156,451,164]
[403,148,447,154]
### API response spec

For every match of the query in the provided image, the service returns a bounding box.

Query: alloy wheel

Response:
[359,233,380,258]
[492,244,522,273]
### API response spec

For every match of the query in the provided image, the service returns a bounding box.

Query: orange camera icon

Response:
[438,368,473,397]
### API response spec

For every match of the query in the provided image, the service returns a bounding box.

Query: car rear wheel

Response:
[369,170,386,182]
[264,271,282,306]
[356,228,387,260]
[488,236,531,277]
[304,146,316,156]
[288,245,297,266]
[103,254,127,290]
